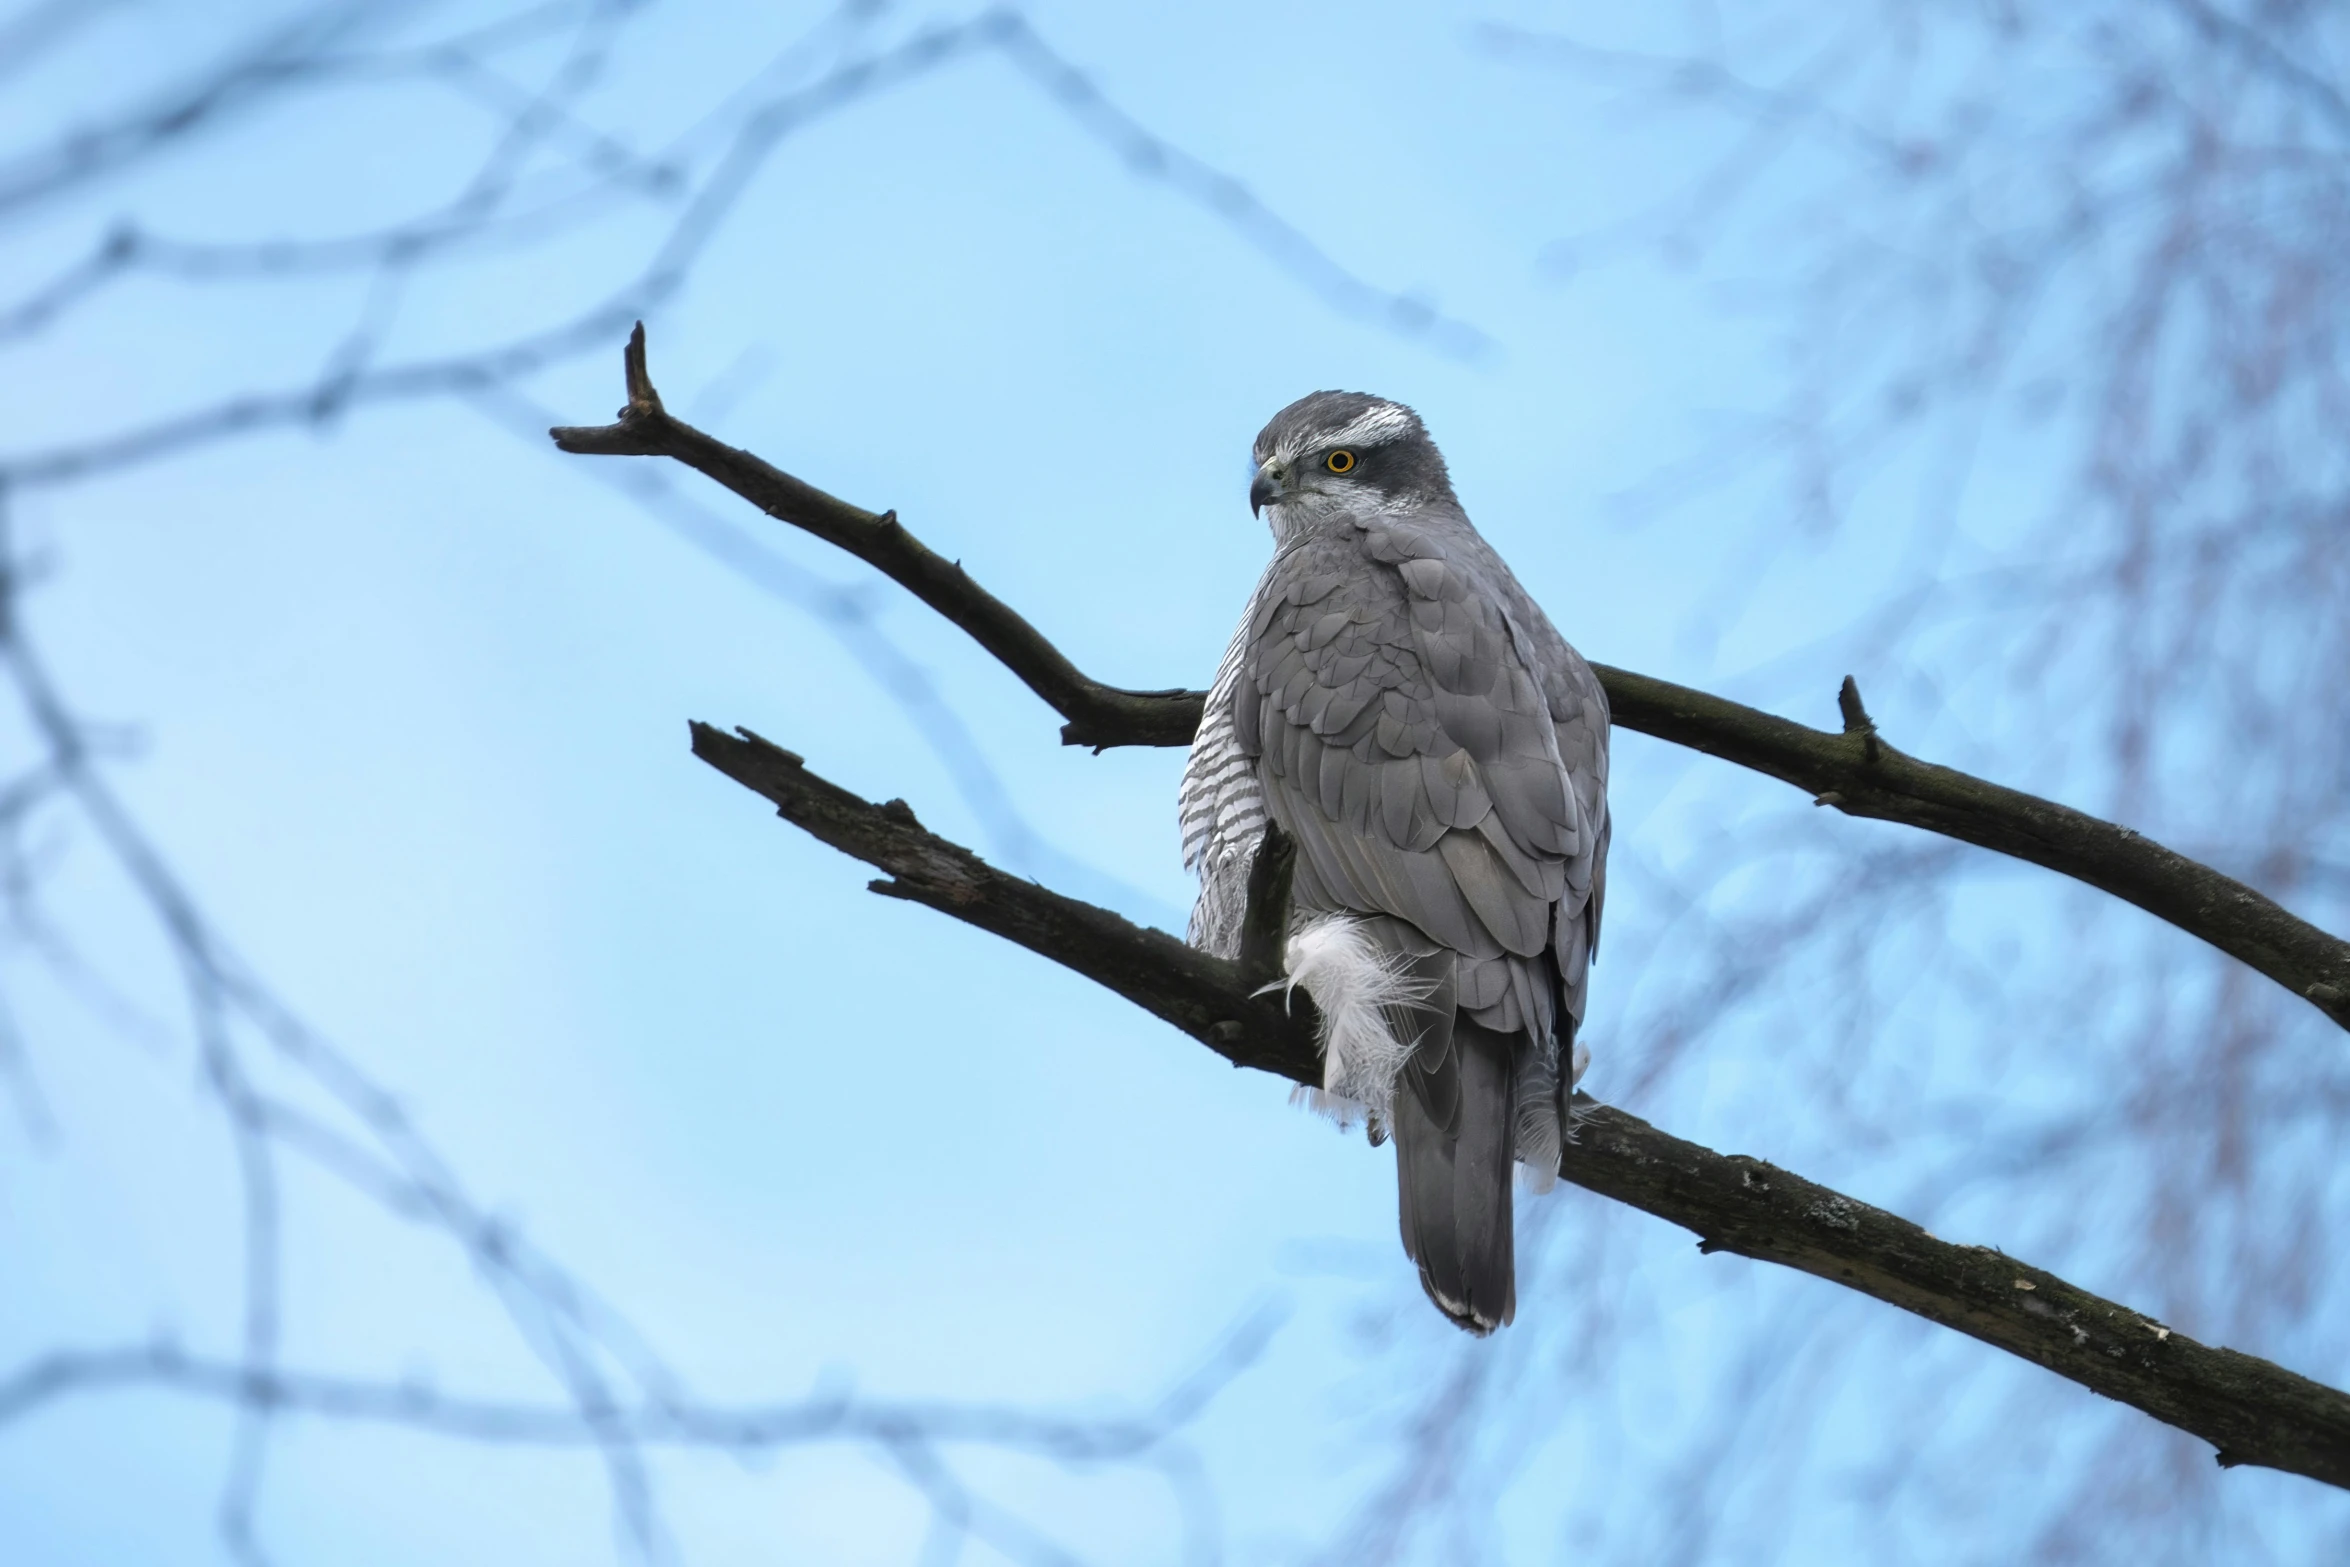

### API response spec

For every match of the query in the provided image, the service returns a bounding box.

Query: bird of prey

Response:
[1180,392,1610,1334]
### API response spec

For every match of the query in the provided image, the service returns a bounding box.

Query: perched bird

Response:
[1180,392,1610,1334]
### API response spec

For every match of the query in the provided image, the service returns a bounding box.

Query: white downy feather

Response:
[1262,913,1432,1129]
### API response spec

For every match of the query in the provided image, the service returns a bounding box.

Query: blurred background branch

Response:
[0,2,1481,1561]
[5,1,2348,1564]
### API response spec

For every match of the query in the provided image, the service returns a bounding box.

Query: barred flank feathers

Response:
[1179,620,1263,958]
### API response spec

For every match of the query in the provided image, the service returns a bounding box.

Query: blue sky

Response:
[4,2,2344,1563]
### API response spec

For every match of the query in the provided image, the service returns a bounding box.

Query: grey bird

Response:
[1179,392,1610,1334]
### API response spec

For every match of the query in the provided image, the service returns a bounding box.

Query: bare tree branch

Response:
[551,327,1206,748]
[552,326,2350,1033]
[687,720,2350,1491]
[2,1307,1279,1459]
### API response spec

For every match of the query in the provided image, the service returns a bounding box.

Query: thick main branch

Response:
[689,722,2350,1491]
[552,326,2350,1031]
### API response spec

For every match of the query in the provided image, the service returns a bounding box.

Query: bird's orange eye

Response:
[1326,450,1357,473]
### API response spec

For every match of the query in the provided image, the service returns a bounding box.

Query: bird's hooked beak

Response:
[1249,460,1285,517]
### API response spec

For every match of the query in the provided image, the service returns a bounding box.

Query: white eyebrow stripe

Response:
[1319,405,1416,451]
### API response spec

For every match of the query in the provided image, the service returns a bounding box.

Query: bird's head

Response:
[1249,391,1456,538]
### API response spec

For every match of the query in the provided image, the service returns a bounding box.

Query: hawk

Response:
[1180,392,1610,1334]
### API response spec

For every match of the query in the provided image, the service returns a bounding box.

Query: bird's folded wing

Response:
[1235,516,1583,985]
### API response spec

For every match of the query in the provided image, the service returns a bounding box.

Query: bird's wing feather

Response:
[1236,515,1575,983]
[1492,564,1612,1024]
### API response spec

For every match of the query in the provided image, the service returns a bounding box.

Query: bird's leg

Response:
[1237,821,1298,994]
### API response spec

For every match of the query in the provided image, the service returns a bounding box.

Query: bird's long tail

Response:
[1393,1016,1518,1335]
